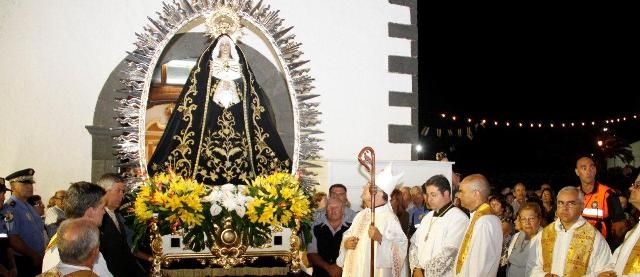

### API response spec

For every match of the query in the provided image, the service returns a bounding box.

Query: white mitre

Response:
[375,163,404,196]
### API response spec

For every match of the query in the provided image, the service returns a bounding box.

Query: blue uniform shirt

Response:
[3,195,47,255]
[408,205,429,226]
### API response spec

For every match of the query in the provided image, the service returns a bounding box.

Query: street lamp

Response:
[415,144,423,160]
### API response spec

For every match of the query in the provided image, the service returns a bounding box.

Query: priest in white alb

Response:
[336,164,408,277]
[454,174,502,277]
[527,186,614,277]
[409,174,469,277]
[610,174,640,276]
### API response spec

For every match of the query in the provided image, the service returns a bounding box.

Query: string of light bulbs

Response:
[420,112,639,138]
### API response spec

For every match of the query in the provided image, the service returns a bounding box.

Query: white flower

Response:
[222,197,238,211]
[234,206,246,218]
[209,203,222,216]
[205,189,224,204]
[235,194,248,206]
[221,183,237,199]
[221,183,236,193]
[237,184,247,192]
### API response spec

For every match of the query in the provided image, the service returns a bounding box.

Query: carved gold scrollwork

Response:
[149,216,164,277]
[288,218,303,273]
[209,217,256,269]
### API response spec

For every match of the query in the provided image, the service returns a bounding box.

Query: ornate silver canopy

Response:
[114,0,321,192]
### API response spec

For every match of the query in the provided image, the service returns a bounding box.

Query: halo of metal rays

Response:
[114,0,322,192]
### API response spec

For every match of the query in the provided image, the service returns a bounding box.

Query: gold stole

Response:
[623,225,640,274]
[541,221,596,277]
[455,203,493,274]
[46,233,58,251]
[63,270,99,277]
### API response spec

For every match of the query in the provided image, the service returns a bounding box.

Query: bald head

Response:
[58,218,100,266]
[458,174,492,211]
[464,174,491,199]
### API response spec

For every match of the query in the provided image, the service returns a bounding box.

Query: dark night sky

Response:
[417,3,639,189]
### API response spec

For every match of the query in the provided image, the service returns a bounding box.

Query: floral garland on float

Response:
[127,170,313,269]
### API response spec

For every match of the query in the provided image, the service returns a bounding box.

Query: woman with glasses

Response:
[506,203,543,277]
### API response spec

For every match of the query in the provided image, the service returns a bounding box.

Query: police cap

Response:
[5,168,35,184]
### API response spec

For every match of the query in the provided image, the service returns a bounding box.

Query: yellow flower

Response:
[259,203,275,225]
[281,210,292,225]
[180,210,204,226]
[265,183,278,198]
[281,187,293,200]
[248,213,259,223]
[170,181,186,194]
[134,201,153,221]
[155,172,170,185]
[138,185,152,198]
[291,197,310,218]
[166,195,183,211]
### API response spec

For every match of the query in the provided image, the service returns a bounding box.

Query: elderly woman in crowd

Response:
[506,202,543,277]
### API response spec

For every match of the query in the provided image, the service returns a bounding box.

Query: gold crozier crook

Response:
[358,146,376,277]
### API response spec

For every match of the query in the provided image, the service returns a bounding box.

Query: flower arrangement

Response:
[129,170,207,250]
[245,172,312,231]
[204,183,251,218]
[196,183,272,249]
[133,170,206,227]
[127,171,312,253]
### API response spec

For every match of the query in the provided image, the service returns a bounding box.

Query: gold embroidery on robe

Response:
[149,36,290,186]
[623,225,640,274]
[455,202,493,274]
[541,221,596,277]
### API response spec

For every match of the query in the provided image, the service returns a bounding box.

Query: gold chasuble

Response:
[541,221,596,276]
[455,203,493,274]
[623,225,640,274]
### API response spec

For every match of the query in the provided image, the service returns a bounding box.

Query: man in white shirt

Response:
[610,174,640,275]
[409,174,468,277]
[40,218,100,277]
[454,174,502,277]
[528,186,614,276]
[337,164,408,277]
[44,190,66,237]
[42,181,113,277]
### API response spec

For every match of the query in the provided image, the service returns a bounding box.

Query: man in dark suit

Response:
[97,173,146,277]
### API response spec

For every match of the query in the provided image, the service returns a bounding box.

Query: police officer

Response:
[1,177,18,277]
[4,169,47,276]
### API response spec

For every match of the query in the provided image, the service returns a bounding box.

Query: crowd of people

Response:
[306,156,640,277]
[0,170,150,277]
[2,154,640,276]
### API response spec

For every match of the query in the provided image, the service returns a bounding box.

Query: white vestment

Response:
[337,203,408,277]
[409,204,468,276]
[527,217,614,277]
[611,220,640,276]
[454,209,502,277]
[43,246,113,277]
[506,229,541,277]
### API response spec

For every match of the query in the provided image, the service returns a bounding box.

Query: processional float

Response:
[112,0,322,275]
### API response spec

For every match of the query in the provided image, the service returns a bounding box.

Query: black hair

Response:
[422,174,451,195]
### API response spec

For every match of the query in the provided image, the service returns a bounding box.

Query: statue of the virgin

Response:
[148,34,291,186]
